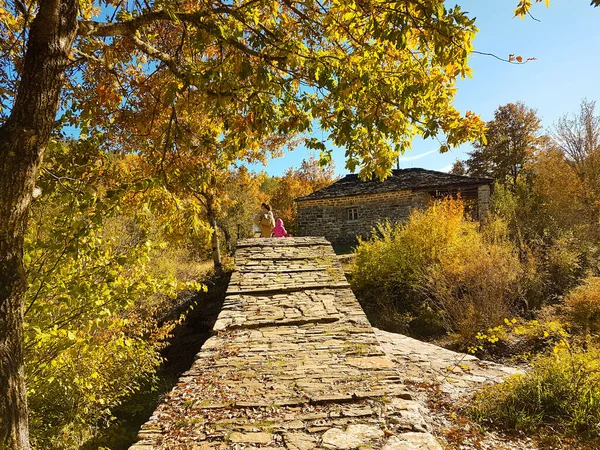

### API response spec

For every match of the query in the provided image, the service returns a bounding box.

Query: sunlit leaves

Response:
[52,0,489,182]
[513,0,599,18]
[23,140,204,447]
[7,0,600,181]
[513,0,552,18]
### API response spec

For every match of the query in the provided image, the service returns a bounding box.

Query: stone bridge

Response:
[130,237,503,449]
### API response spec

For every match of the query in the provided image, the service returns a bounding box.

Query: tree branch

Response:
[130,34,187,80]
[472,50,533,65]
[78,10,216,37]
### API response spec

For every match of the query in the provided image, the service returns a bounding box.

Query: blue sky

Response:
[257,0,600,176]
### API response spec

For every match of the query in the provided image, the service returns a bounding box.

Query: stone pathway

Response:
[374,329,520,399]
[130,237,443,449]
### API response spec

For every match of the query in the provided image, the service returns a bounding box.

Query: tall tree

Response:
[550,99,600,238]
[466,102,543,185]
[3,0,583,447]
[1,2,79,448]
[106,87,293,270]
[220,167,271,245]
[552,99,600,168]
[530,147,588,233]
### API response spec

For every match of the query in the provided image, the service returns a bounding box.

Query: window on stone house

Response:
[347,207,359,221]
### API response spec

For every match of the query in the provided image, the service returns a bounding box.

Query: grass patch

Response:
[471,346,600,441]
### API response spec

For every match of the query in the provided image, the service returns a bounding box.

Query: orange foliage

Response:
[270,157,337,233]
[531,148,588,233]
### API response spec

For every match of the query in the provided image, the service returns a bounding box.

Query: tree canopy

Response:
[465,102,544,184]
[1,0,487,180]
[1,1,486,446]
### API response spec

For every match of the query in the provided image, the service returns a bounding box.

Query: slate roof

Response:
[296,168,494,201]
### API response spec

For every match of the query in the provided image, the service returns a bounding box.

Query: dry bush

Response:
[565,276,600,336]
[424,238,522,341]
[352,200,471,336]
[352,198,524,339]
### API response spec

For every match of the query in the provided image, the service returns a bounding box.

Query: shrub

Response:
[467,317,569,359]
[424,226,522,341]
[489,181,594,305]
[353,199,472,294]
[542,235,586,300]
[565,276,600,336]
[352,200,470,336]
[24,217,200,449]
[352,198,524,340]
[471,345,600,438]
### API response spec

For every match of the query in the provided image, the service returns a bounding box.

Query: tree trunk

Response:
[218,219,233,254]
[0,1,78,448]
[210,217,223,273]
[206,199,223,272]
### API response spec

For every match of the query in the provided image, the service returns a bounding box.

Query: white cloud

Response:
[398,149,437,162]
[438,164,453,173]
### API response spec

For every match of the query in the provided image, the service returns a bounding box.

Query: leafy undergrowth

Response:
[80,269,231,450]
[408,379,599,450]
[457,314,569,363]
[470,345,600,448]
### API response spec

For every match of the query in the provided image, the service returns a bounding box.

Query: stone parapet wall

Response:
[129,237,442,450]
[296,191,428,244]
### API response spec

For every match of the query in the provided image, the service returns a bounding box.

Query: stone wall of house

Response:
[296,190,430,244]
[477,185,491,219]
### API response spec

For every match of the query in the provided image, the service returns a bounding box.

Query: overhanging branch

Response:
[78,10,223,37]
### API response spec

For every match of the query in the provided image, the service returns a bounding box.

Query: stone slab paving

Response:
[130,237,442,450]
[374,328,520,398]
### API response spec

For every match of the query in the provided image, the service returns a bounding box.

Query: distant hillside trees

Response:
[270,158,337,234]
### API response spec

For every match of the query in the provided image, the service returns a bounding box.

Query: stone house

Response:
[295,168,494,244]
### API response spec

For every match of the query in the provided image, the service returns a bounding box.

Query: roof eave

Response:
[295,179,494,202]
